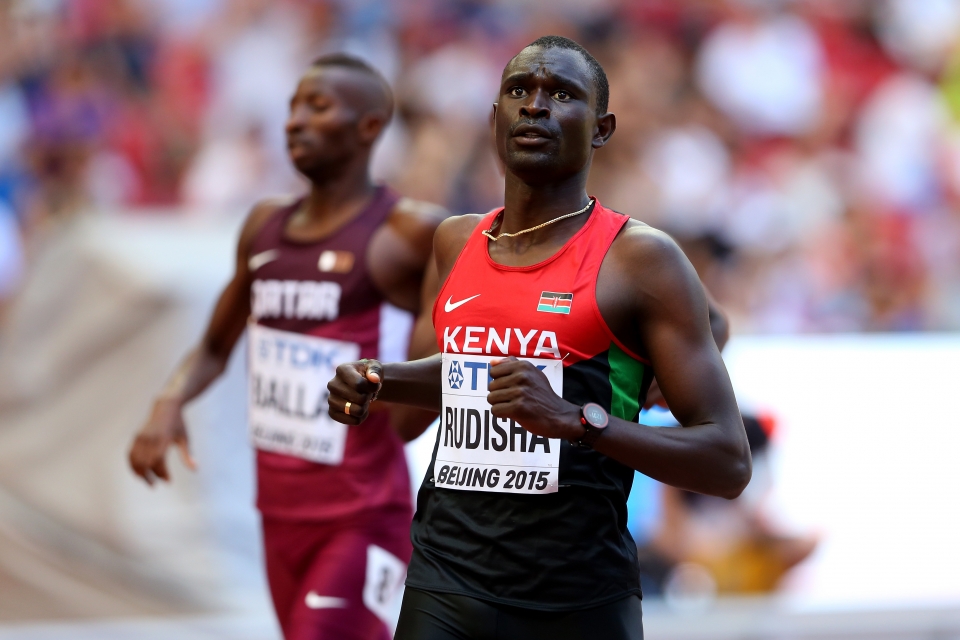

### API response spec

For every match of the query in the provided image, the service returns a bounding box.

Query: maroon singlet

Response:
[247,186,412,521]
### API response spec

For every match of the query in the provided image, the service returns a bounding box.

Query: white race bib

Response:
[437,353,563,494]
[248,323,359,464]
[362,545,406,629]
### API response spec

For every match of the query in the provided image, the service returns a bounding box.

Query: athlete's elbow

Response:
[199,341,232,374]
[718,451,752,500]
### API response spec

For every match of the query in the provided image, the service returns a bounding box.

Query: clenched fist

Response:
[487,357,583,441]
[327,359,383,425]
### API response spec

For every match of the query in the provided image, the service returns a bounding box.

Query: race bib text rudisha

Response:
[437,353,562,494]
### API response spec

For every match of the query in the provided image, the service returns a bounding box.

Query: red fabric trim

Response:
[431,211,496,342]
[588,215,651,365]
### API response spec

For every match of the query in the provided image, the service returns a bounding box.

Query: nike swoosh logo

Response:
[248,249,279,271]
[304,592,348,609]
[444,294,480,312]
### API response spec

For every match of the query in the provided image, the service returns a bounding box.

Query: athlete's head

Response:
[285,53,393,182]
[493,35,615,183]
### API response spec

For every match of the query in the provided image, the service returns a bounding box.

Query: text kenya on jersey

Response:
[442,326,561,359]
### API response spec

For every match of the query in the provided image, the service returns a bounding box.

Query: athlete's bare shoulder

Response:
[383,197,450,254]
[603,217,706,315]
[392,197,449,225]
[612,218,692,276]
[597,218,710,356]
[435,213,486,249]
[237,196,296,256]
[434,213,486,272]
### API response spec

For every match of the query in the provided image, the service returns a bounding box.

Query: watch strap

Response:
[575,423,604,449]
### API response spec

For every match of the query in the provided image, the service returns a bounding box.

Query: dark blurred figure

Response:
[638,414,818,598]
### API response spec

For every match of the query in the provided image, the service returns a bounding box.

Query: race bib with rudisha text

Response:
[437,353,562,494]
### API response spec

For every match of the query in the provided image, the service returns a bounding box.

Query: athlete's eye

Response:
[555,90,571,101]
[508,87,525,98]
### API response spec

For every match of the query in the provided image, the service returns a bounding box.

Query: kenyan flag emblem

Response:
[537,291,573,314]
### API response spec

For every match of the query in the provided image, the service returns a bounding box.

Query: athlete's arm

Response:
[327,213,481,426]
[645,288,728,409]
[486,227,751,499]
[598,229,750,497]
[387,254,443,441]
[368,197,447,312]
[367,198,448,440]
[128,199,281,485]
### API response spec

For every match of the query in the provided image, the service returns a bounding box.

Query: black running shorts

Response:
[394,588,643,640]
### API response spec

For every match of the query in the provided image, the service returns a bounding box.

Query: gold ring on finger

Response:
[344,401,352,416]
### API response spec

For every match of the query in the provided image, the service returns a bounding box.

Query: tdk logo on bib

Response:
[448,360,464,390]
[446,358,547,394]
[255,333,346,370]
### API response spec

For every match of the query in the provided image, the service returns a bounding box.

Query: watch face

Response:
[583,403,609,429]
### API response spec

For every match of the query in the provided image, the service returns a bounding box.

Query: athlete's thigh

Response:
[394,588,497,640]
[499,596,643,640]
[285,516,410,640]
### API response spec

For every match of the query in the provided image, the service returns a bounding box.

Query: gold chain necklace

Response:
[482,199,595,242]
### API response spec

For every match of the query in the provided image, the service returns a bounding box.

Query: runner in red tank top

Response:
[327,37,752,640]
[128,54,446,640]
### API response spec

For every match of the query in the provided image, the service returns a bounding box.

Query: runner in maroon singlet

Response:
[129,54,445,640]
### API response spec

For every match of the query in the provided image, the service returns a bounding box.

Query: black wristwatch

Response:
[572,403,609,449]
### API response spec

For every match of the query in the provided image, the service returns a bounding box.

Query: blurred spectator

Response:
[2,0,959,331]
[696,5,826,137]
[876,0,960,74]
[635,413,818,598]
[854,73,948,214]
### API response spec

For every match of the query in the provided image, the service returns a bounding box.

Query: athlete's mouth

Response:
[286,135,313,151]
[511,123,554,148]
[511,123,553,140]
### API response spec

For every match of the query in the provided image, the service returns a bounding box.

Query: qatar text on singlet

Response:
[248,322,358,464]
[438,352,562,494]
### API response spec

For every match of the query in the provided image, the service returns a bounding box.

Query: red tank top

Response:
[248,186,412,521]
[408,200,653,608]
[432,199,648,370]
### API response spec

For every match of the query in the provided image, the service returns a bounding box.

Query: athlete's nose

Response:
[285,103,308,133]
[519,89,551,119]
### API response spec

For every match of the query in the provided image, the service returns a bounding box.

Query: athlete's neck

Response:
[500,172,592,238]
[290,160,377,238]
[305,157,376,215]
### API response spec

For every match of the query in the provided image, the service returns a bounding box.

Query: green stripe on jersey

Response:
[608,342,645,421]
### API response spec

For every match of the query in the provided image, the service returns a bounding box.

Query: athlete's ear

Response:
[592,111,616,149]
[358,109,389,145]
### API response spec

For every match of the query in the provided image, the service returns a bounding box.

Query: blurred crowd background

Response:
[3,0,960,333]
[0,0,955,331]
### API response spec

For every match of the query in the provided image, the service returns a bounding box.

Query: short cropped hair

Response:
[525,35,609,114]
[312,52,380,75]
[310,53,393,110]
